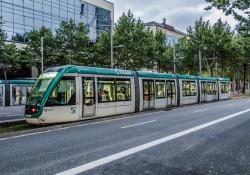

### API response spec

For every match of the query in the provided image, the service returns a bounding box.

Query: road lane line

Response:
[0,113,10,115]
[0,111,165,141]
[55,109,250,175]
[121,120,156,129]
[193,109,208,113]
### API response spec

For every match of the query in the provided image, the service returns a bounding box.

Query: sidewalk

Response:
[230,93,250,99]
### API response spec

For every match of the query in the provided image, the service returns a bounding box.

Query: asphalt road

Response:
[0,106,25,122]
[1,98,250,175]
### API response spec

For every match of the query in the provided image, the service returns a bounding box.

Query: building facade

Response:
[0,0,113,41]
[144,20,185,47]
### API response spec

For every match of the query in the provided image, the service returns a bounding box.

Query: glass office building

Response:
[0,0,113,41]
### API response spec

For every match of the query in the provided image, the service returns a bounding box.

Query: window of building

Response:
[116,79,131,101]
[182,81,196,97]
[98,78,115,103]
[80,4,84,15]
[45,77,76,106]
[156,81,165,98]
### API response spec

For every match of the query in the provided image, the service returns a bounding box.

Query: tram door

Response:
[212,82,218,100]
[143,80,154,109]
[201,82,207,102]
[166,81,176,107]
[82,77,96,117]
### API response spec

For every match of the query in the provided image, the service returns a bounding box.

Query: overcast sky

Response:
[108,0,237,33]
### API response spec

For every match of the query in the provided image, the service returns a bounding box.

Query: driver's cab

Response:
[42,76,80,123]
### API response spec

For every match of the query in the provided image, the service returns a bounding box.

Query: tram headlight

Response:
[25,105,40,114]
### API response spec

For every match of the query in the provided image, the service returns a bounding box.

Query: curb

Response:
[0,119,25,126]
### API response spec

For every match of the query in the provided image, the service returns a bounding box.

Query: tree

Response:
[92,31,111,67]
[205,0,250,36]
[113,10,155,70]
[177,17,235,76]
[153,30,172,72]
[55,20,91,66]
[0,43,21,79]
[25,26,56,72]
[12,33,28,43]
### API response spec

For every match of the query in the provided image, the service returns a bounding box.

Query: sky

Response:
[108,0,237,33]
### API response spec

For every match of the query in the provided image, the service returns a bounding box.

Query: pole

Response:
[215,61,218,77]
[173,46,176,74]
[110,20,114,69]
[243,63,246,94]
[41,37,44,72]
[198,48,202,75]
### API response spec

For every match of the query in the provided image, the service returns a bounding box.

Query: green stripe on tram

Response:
[218,77,230,82]
[136,71,177,79]
[64,65,136,77]
[178,74,198,80]
[198,76,217,81]
[10,80,35,84]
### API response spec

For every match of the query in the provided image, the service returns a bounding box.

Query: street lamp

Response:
[198,45,207,75]
[41,37,44,72]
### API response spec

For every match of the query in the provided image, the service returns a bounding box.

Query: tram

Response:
[0,80,35,106]
[25,65,231,124]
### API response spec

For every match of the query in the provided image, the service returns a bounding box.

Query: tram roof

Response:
[46,65,136,77]
[9,80,35,84]
[136,71,177,79]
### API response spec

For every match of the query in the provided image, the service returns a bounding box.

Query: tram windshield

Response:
[27,72,58,105]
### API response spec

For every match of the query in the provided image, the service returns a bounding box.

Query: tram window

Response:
[182,81,196,96]
[212,83,217,95]
[116,79,131,101]
[98,78,115,103]
[156,81,165,98]
[207,83,213,95]
[182,81,189,96]
[46,77,76,106]
[221,82,229,93]
[83,78,95,106]
[12,86,27,105]
[190,82,196,96]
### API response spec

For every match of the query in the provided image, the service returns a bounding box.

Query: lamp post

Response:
[173,46,176,74]
[110,20,114,69]
[41,37,44,72]
[111,44,123,69]
[198,46,207,75]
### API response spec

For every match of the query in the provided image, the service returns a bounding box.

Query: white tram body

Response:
[179,75,199,105]
[199,77,219,103]
[25,65,231,125]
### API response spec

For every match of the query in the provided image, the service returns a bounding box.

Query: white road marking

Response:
[193,109,208,113]
[0,113,10,115]
[227,104,234,106]
[55,109,250,175]
[0,111,165,141]
[7,114,23,117]
[121,120,156,129]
